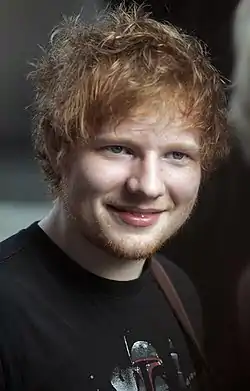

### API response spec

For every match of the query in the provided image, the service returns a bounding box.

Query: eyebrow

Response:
[92,134,139,147]
[166,141,200,152]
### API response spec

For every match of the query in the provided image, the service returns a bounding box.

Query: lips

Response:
[107,205,162,227]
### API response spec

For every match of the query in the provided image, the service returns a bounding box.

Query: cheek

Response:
[166,167,201,204]
[69,158,129,197]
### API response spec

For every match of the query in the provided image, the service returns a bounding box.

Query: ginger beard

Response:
[61,189,197,261]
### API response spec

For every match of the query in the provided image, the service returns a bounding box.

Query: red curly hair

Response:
[28,4,229,193]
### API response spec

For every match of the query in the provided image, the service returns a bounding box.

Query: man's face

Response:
[60,115,201,260]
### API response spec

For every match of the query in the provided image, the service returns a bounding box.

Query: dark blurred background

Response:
[0,0,105,237]
[1,0,247,388]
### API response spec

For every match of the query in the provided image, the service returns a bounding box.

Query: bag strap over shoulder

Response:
[150,257,206,364]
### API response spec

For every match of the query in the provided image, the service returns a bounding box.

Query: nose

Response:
[126,155,165,199]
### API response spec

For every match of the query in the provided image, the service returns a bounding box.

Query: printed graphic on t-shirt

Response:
[110,337,196,391]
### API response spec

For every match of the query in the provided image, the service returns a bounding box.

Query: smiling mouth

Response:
[107,205,164,227]
[107,205,164,214]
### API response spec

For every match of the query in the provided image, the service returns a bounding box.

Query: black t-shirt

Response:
[0,223,203,391]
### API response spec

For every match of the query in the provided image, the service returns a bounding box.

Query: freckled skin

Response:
[60,115,201,260]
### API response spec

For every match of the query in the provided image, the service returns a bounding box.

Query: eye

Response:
[166,151,190,161]
[103,145,133,155]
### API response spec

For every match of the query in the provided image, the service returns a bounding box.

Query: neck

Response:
[39,201,146,281]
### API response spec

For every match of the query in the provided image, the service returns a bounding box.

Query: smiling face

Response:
[60,115,201,260]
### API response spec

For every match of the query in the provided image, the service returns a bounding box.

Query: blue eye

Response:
[104,146,132,155]
[164,151,191,163]
[107,146,124,154]
[170,151,187,160]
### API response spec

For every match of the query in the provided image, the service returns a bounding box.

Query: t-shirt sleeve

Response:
[155,253,203,346]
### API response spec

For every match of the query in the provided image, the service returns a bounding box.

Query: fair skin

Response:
[40,114,201,281]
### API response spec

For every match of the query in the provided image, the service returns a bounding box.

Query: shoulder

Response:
[0,228,29,293]
[154,252,203,344]
[0,226,31,282]
[0,230,26,262]
[0,223,40,300]
[0,224,46,340]
[0,222,39,264]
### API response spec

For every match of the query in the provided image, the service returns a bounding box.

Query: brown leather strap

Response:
[151,258,206,363]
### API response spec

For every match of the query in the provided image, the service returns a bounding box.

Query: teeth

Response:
[132,212,145,217]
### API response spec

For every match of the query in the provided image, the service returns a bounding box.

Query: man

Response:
[0,5,228,390]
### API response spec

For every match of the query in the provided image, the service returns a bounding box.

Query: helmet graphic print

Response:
[111,338,169,391]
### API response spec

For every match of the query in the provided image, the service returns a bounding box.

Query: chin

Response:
[103,243,157,261]
[101,232,165,260]
[77,210,172,260]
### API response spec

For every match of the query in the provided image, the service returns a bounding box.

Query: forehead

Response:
[99,115,200,147]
